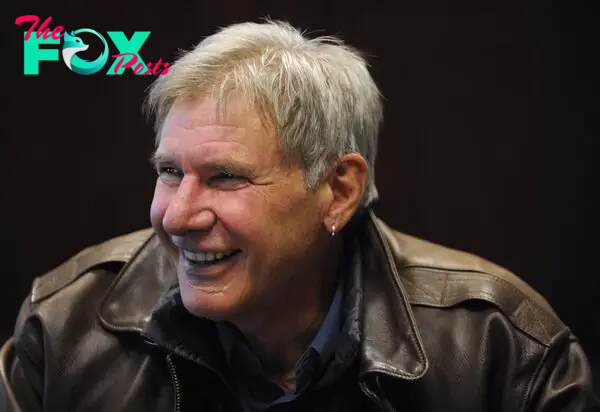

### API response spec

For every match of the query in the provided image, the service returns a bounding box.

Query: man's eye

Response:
[209,173,247,188]
[156,167,183,185]
[213,172,235,180]
[157,166,182,177]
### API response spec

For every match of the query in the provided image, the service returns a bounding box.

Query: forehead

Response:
[160,98,270,144]
[156,98,287,171]
[155,99,282,169]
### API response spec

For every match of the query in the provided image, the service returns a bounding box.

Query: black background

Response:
[3,0,599,386]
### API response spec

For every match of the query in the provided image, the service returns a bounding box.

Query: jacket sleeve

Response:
[0,297,44,412]
[527,335,600,412]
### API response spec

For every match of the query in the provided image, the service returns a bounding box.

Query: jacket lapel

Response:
[99,235,177,333]
[358,211,429,380]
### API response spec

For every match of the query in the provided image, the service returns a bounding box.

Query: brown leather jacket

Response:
[1,213,598,411]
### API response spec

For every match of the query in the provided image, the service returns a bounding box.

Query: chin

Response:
[178,283,242,321]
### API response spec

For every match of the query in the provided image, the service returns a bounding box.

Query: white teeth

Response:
[183,250,235,263]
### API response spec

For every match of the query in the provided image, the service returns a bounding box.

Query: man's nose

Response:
[162,176,216,235]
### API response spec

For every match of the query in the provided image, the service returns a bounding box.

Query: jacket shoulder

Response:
[377,219,566,346]
[30,228,155,304]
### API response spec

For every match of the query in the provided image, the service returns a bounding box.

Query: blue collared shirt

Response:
[216,246,362,412]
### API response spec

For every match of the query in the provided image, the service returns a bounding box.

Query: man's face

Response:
[150,98,328,321]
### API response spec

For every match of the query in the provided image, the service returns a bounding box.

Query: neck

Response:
[231,236,344,388]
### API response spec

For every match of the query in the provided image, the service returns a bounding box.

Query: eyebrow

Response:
[149,151,255,176]
[149,151,169,168]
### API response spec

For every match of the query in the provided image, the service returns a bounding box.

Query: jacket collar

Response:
[98,210,428,380]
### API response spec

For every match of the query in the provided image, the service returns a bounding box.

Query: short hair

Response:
[144,19,383,208]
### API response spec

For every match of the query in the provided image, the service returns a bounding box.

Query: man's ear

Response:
[322,153,369,233]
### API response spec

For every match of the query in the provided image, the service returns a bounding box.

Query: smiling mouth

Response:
[182,249,242,266]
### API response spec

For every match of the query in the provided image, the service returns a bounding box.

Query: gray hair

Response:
[144,19,383,208]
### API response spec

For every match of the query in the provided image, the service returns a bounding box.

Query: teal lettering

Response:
[23,31,60,75]
[106,32,150,75]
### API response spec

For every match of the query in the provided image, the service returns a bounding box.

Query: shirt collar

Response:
[307,271,344,361]
[313,240,362,388]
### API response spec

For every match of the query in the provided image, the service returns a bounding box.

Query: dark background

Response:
[4,0,599,388]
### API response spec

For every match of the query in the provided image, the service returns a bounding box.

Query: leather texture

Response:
[1,211,598,412]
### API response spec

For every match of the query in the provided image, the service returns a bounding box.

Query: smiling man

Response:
[149,98,347,388]
[151,98,336,327]
[1,20,599,412]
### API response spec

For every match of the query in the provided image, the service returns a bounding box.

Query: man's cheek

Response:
[217,192,269,226]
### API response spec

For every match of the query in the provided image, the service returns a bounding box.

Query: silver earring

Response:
[331,225,336,237]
